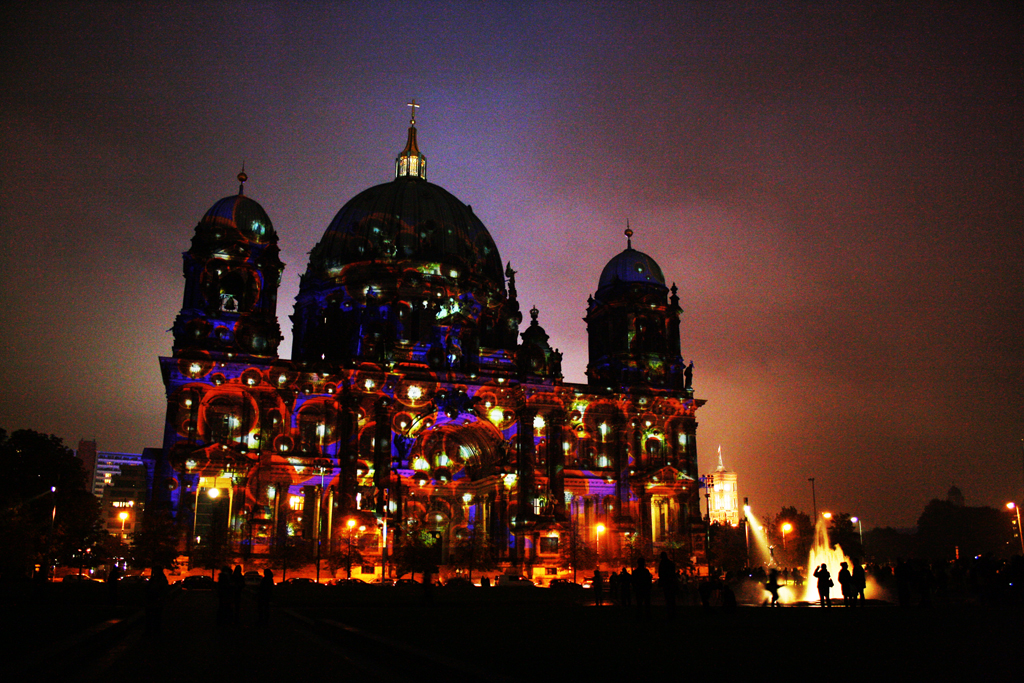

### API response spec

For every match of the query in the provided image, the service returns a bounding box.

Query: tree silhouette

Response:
[0,429,97,579]
[558,516,596,581]
[450,525,497,579]
[771,506,813,567]
[130,510,181,570]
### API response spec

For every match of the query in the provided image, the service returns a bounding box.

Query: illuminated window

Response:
[289,495,304,511]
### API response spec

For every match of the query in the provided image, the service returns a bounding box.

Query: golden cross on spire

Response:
[407,99,420,125]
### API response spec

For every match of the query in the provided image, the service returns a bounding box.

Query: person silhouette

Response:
[838,561,854,607]
[145,565,169,635]
[217,566,232,625]
[231,565,245,623]
[851,559,866,605]
[813,563,832,607]
[593,568,604,606]
[632,558,653,620]
[619,567,632,606]
[766,568,781,607]
[257,569,274,626]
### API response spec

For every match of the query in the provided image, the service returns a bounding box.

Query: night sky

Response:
[2,2,1021,529]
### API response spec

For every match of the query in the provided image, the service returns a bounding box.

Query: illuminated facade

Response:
[706,449,739,527]
[150,112,707,577]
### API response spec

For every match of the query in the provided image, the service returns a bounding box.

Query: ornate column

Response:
[372,397,392,516]
[546,409,566,519]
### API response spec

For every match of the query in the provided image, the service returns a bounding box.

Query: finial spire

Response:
[625,220,633,249]
[237,163,247,195]
[396,100,427,180]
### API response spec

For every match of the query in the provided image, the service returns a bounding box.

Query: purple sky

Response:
[2,2,1021,529]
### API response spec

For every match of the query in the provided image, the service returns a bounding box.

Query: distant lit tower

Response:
[707,447,739,526]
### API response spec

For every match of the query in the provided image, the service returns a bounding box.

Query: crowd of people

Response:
[584,551,1024,610]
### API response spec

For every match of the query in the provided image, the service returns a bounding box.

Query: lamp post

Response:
[119,510,129,540]
[595,523,606,566]
[850,516,864,549]
[346,518,356,578]
[1007,503,1024,554]
[703,474,715,568]
[781,522,792,550]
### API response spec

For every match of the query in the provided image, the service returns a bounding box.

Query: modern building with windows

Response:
[148,110,708,579]
[78,439,145,497]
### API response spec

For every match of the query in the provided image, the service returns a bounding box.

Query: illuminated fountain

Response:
[799,517,883,603]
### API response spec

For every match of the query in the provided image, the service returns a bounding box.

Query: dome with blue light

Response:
[596,229,666,292]
[198,172,275,244]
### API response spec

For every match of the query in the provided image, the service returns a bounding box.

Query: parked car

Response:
[443,577,476,588]
[243,570,262,588]
[394,578,421,587]
[331,578,367,587]
[283,577,321,586]
[117,574,149,586]
[180,575,216,590]
[548,578,584,590]
[495,575,535,587]
[62,574,102,583]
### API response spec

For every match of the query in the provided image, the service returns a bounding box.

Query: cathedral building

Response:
[150,110,707,579]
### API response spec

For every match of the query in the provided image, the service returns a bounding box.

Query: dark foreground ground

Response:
[3,581,1021,682]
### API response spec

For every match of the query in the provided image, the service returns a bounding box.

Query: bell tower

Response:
[585,228,689,390]
[172,171,284,359]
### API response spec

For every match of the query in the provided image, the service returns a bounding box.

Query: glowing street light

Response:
[595,523,606,563]
[781,522,792,550]
[346,518,357,578]
[1007,503,1024,554]
[119,510,130,539]
[850,516,864,548]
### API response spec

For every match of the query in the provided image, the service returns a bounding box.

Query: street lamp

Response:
[119,510,129,539]
[595,523,606,565]
[1007,503,1024,554]
[850,516,864,549]
[781,522,792,550]
[346,518,357,578]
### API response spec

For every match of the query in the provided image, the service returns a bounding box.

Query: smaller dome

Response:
[521,306,550,348]
[200,194,275,243]
[597,247,666,291]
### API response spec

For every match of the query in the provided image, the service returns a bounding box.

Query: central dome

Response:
[305,176,504,286]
